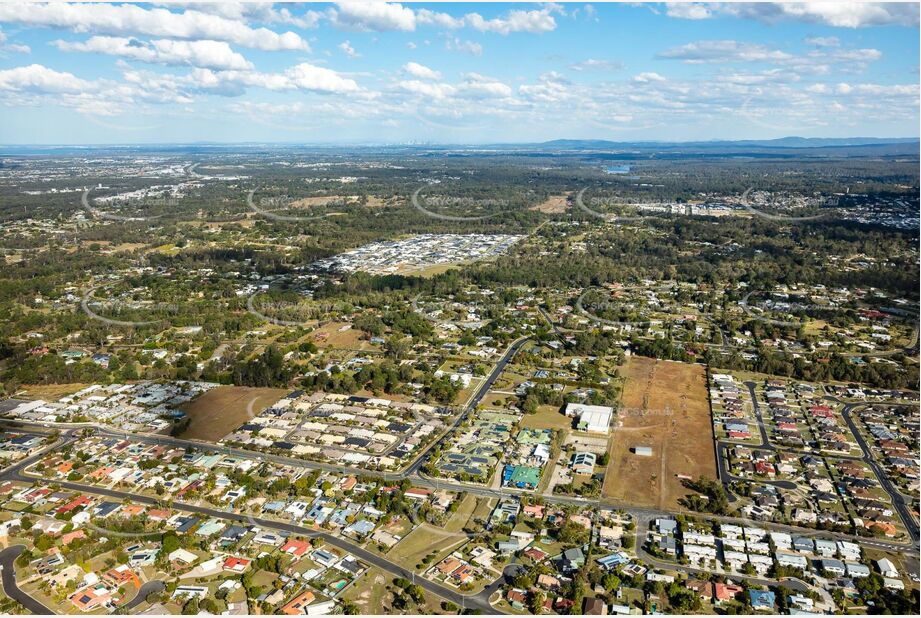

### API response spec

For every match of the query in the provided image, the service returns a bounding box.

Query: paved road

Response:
[1,466,503,614]
[838,401,919,543]
[123,580,165,610]
[406,336,529,476]
[2,417,916,557]
[744,381,772,448]
[0,545,55,615]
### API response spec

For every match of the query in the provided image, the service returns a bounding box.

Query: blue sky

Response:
[0,2,917,144]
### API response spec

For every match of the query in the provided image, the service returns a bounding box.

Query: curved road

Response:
[0,545,55,615]
[838,401,919,543]
[123,580,166,611]
[1,468,503,614]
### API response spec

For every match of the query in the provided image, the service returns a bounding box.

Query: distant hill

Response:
[539,137,919,149]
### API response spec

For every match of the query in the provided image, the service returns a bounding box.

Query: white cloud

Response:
[403,61,441,80]
[54,36,253,70]
[633,71,667,83]
[416,8,465,29]
[338,40,360,58]
[658,40,793,63]
[457,73,512,99]
[397,79,455,100]
[665,3,712,20]
[445,37,483,56]
[330,1,416,32]
[190,63,362,95]
[835,82,917,96]
[395,73,511,102]
[665,2,919,28]
[519,72,571,103]
[328,3,558,35]
[284,63,361,93]
[465,8,557,34]
[0,3,310,51]
[0,63,92,93]
[811,48,882,63]
[570,58,623,72]
[0,26,28,53]
[805,36,840,47]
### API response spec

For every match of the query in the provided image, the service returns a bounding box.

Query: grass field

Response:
[342,568,449,614]
[16,383,90,401]
[311,322,370,349]
[519,405,571,431]
[444,494,478,533]
[387,524,469,569]
[601,356,716,510]
[179,385,288,441]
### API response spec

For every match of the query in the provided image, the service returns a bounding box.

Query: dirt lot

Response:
[311,322,370,349]
[529,194,570,213]
[342,567,449,614]
[601,356,716,510]
[179,385,288,441]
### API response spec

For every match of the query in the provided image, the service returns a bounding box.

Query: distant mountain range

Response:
[1,136,917,157]
[539,137,918,149]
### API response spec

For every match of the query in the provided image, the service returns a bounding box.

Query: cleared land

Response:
[602,356,716,510]
[529,194,569,213]
[179,385,287,441]
[519,405,571,431]
[387,525,469,570]
[444,493,478,533]
[311,322,370,349]
[16,383,89,401]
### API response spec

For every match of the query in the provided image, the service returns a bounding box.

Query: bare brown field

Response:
[311,322,369,349]
[17,383,89,401]
[179,385,287,441]
[529,194,570,213]
[602,356,715,510]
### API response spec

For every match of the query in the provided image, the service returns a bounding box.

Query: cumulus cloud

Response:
[658,40,793,63]
[0,63,92,93]
[190,63,362,95]
[327,2,557,34]
[416,8,465,29]
[665,2,919,28]
[403,61,441,80]
[569,58,623,72]
[54,36,254,70]
[465,8,558,34]
[519,72,571,103]
[329,1,417,32]
[395,72,512,101]
[445,37,483,56]
[805,36,840,47]
[338,40,360,58]
[665,3,713,20]
[633,71,667,83]
[0,3,310,51]
[0,27,30,53]
[457,73,512,99]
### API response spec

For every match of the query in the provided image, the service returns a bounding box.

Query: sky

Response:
[0,1,918,144]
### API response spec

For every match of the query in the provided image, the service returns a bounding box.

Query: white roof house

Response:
[566,403,613,434]
[878,558,899,578]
